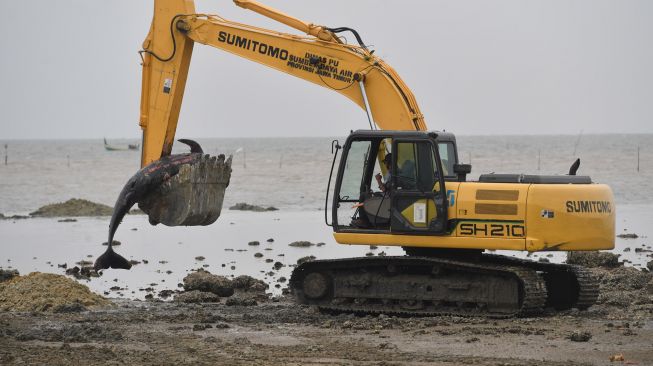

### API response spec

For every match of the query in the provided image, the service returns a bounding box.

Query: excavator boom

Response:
[139,0,425,166]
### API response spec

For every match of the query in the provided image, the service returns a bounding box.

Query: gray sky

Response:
[1,0,651,139]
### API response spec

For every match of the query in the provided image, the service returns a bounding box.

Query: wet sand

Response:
[1,283,652,366]
[1,205,652,365]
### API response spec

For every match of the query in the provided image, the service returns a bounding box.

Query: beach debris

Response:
[57,263,67,269]
[229,203,278,212]
[567,330,592,342]
[158,289,175,299]
[65,266,100,280]
[0,214,29,220]
[273,261,284,270]
[254,252,264,258]
[232,275,268,293]
[57,218,77,223]
[226,296,257,306]
[174,290,221,303]
[195,256,206,261]
[289,241,315,247]
[609,353,625,362]
[617,233,639,239]
[267,238,274,242]
[566,251,621,268]
[248,241,260,246]
[646,279,653,294]
[193,324,213,331]
[183,269,234,297]
[0,272,109,312]
[0,269,19,283]
[30,198,113,217]
[297,255,316,265]
[316,242,325,247]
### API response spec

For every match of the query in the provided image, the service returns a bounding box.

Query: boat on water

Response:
[104,138,139,151]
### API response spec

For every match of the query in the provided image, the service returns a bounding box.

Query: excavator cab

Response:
[331,131,451,235]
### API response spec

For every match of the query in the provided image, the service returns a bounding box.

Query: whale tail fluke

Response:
[94,247,132,271]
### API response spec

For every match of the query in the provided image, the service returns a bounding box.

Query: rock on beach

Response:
[182,270,234,297]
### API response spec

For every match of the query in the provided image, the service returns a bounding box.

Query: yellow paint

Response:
[525,184,615,251]
[139,0,615,254]
[335,182,615,252]
[140,0,425,165]
[334,232,526,251]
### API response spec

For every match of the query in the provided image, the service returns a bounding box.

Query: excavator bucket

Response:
[138,153,232,226]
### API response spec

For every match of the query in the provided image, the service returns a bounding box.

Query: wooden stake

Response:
[538,149,541,171]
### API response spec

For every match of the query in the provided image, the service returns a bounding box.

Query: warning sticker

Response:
[163,78,172,94]
[414,202,426,223]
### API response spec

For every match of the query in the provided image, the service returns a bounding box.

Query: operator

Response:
[375,153,392,193]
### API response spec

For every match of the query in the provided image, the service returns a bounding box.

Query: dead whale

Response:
[94,139,204,270]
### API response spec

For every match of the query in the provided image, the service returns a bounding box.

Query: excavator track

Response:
[290,253,599,317]
[479,254,599,310]
[290,256,547,318]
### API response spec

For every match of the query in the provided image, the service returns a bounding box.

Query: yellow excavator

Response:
[107,0,615,317]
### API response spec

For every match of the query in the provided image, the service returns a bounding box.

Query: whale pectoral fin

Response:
[94,248,132,270]
[568,158,580,175]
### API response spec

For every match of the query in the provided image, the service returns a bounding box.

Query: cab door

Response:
[390,138,447,234]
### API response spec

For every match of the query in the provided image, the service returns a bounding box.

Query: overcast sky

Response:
[1,0,651,139]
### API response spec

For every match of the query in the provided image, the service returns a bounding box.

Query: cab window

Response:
[438,142,456,177]
[339,140,371,201]
[396,141,440,192]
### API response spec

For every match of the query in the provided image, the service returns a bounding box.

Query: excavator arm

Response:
[139,0,426,166]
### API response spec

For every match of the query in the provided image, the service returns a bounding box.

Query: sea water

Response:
[0,135,651,298]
